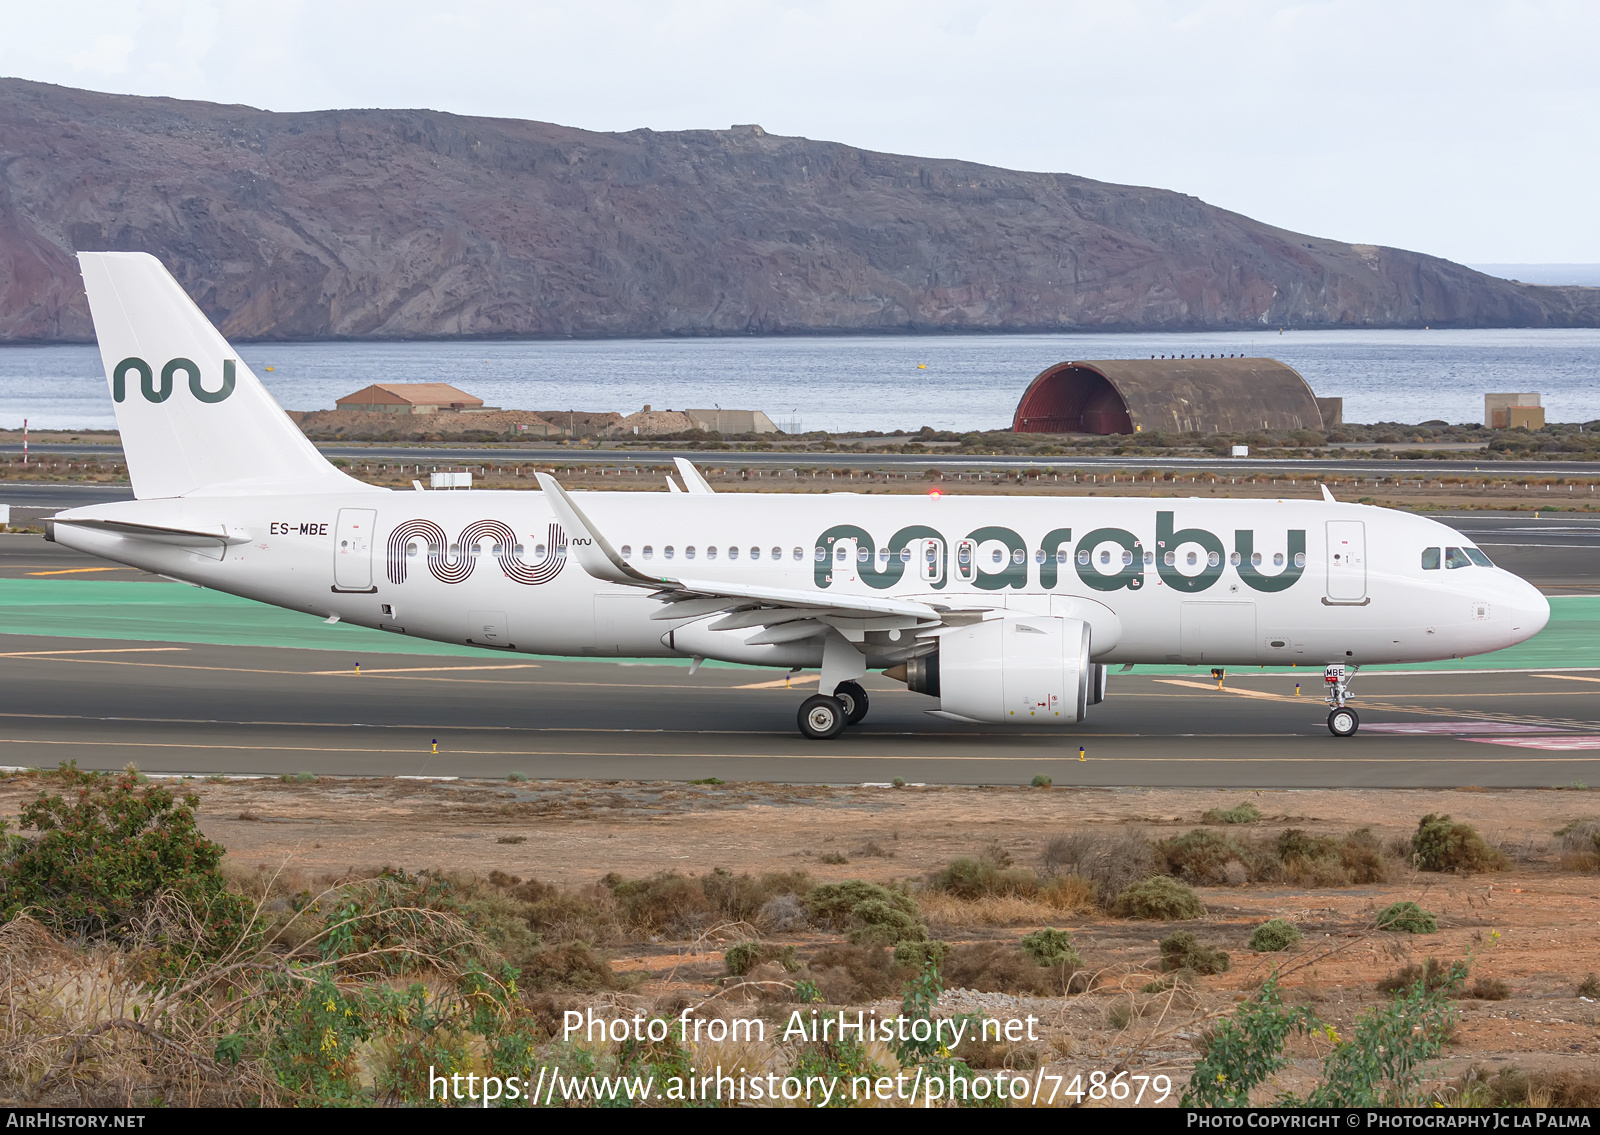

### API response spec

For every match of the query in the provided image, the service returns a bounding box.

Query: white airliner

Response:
[48,253,1550,740]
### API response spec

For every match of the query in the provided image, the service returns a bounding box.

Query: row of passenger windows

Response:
[1421,546,1492,570]
[614,544,1303,569]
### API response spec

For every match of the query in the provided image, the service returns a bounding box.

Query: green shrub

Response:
[0,763,248,952]
[724,941,799,976]
[1019,928,1082,968]
[1113,876,1204,920]
[1410,813,1508,873]
[1376,900,1437,934]
[1030,774,1053,788]
[1160,931,1231,975]
[1203,801,1263,824]
[1250,919,1302,953]
[805,881,927,946]
[929,857,1038,898]
[892,940,949,972]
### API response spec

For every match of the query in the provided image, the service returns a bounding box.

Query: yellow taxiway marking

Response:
[735,675,820,689]
[1538,674,1600,685]
[303,663,542,675]
[0,647,189,658]
[1154,679,1301,702]
[24,567,129,575]
[2,737,1600,762]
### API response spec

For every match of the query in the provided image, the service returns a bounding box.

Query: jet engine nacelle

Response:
[912,615,1091,725]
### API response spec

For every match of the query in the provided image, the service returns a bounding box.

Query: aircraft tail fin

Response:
[77,252,366,499]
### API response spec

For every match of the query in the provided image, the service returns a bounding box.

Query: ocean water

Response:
[1,328,1597,434]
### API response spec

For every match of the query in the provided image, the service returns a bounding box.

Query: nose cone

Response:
[1502,572,1550,646]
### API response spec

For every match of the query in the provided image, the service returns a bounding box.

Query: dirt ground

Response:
[5,775,1590,1102]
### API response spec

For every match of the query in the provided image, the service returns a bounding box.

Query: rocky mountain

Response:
[1,77,1595,342]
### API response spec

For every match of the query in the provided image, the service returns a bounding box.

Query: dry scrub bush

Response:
[601,868,810,938]
[1554,820,1600,871]
[1159,932,1231,976]
[1410,814,1508,873]
[1041,830,1156,905]
[1447,1066,1600,1108]
[941,942,1081,996]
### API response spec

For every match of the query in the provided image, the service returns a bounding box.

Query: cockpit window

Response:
[1444,546,1472,569]
[1465,547,1494,567]
[1421,547,1441,570]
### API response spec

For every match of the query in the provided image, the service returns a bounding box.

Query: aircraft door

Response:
[1325,521,1367,602]
[955,539,976,583]
[917,538,945,585]
[333,508,377,592]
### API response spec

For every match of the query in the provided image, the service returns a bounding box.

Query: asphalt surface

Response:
[5,441,1600,476]
[0,633,1595,786]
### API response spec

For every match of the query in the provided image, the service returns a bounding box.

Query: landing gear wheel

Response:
[1328,707,1360,737]
[833,681,869,725]
[798,695,848,740]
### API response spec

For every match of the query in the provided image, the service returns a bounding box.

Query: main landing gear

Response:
[1324,663,1360,737]
[797,681,870,740]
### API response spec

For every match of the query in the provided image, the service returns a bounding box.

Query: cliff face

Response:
[1,78,1595,342]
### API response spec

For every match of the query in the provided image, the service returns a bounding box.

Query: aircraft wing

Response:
[535,472,953,634]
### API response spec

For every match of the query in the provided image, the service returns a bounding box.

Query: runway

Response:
[0,633,1597,786]
[0,523,1595,788]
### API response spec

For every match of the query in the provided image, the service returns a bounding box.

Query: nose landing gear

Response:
[1324,663,1360,737]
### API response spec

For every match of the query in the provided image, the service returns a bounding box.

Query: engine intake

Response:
[911,615,1092,725]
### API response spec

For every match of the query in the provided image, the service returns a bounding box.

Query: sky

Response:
[2,0,1597,265]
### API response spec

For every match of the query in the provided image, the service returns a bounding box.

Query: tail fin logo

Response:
[113,357,237,405]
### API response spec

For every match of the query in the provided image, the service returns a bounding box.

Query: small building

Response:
[1012,357,1333,435]
[1485,393,1544,430]
[336,383,485,414]
[684,409,777,434]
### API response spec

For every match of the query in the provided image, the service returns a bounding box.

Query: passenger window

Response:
[747,546,758,560]
[900,548,912,563]
[1099,550,1111,565]
[621,544,632,560]
[1057,550,1069,564]
[664,546,675,559]
[535,544,547,558]
[406,542,419,558]
[835,546,847,562]
[992,548,1003,564]
[1034,550,1045,564]
[1445,547,1471,569]
[642,545,653,560]
[686,546,697,560]
[1164,551,1175,566]
[813,547,826,562]
[1144,550,1154,565]
[1122,550,1133,566]
[1465,548,1493,567]
[1011,549,1025,565]
[1273,552,1284,567]
[1250,551,1262,566]
[1293,552,1305,567]
[1079,549,1091,565]
[960,547,973,565]
[707,546,718,560]
[857,548,869,563]
[878,548,890,563]
[1186,551,1198,566]
[1421,547,1440,570]
[1228,551,1240,566]
[1207,551,1220,567]
[514,545,524,557]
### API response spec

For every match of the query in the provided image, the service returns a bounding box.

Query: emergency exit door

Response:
[333,509,377,592]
